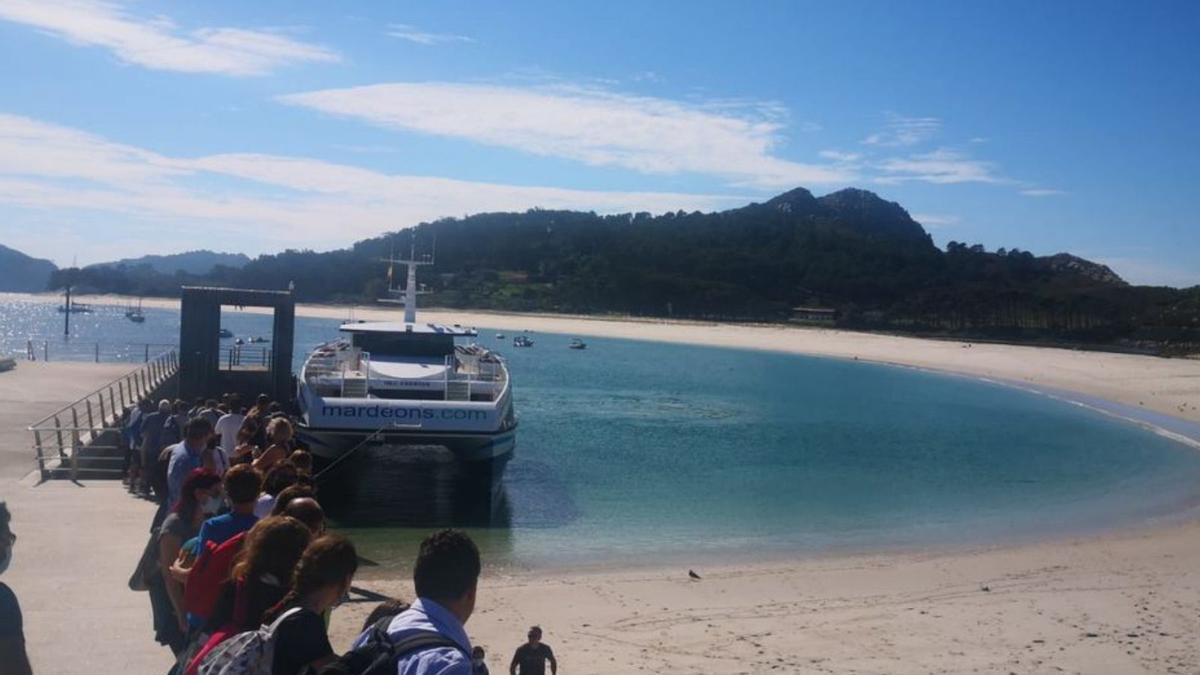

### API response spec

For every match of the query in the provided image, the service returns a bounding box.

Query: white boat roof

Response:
[339,321,476,336]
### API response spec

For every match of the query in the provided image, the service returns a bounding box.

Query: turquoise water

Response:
[4,297,1200,570]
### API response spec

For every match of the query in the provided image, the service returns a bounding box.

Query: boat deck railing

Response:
[27,348,179,481]
[304,343,507,402]
[304,347,371,397]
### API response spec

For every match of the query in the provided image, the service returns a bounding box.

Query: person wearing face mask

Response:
[0,502,32,675]
[196,465,262,552]
[166,417,218,512]
[259,534,358,675]
[150,468,222,656]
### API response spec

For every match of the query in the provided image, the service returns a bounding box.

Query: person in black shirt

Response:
[0,502,32,675]
[262,533,358,675]
[509,625,556,675]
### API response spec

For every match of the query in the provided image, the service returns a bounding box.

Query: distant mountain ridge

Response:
[32,185,1199,350]
[88,250,250,276]
[0,244,57,292]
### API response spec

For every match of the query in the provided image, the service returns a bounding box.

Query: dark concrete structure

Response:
[178,286,294,403]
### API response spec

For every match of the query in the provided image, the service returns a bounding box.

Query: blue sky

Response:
[0,1,1196,286]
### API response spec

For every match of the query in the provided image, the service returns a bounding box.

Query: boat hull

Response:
[295,424,516,463]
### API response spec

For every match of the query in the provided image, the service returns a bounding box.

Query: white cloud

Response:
[874,148,1003,185]
[861,115,941,147]
[819,149,862,163]
[0,0,339,76]
[910,212,961,228]
[278,82,854,188]
[385,23,474,45]
[0,113,745,262]
[1020,188,1066,197]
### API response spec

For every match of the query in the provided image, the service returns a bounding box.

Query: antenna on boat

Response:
[377,231,435,323]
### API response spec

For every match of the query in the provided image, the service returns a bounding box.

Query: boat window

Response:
[350,331,456,357]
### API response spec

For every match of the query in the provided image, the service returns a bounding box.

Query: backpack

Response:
[303,616,462,675]
[184,531,247,622]
[197,606,302,675]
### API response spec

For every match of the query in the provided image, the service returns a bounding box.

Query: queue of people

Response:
[117,392,561,675]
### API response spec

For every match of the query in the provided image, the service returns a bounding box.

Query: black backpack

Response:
[303,617,463,675]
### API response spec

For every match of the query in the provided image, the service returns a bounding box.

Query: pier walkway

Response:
[1,362,165,674]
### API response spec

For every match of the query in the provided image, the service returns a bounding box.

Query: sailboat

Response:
[124,298,145,323]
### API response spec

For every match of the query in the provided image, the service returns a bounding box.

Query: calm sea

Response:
[4,296,1200,572]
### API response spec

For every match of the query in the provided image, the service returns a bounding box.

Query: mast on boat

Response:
[379,236,435,323]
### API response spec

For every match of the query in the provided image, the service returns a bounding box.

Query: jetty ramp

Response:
[1,362,166,674]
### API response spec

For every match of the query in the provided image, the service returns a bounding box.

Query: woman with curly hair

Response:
[183,516,312,675]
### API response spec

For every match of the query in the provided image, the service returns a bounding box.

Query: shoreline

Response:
[5,294,1200,670]
[7,290,1200,428]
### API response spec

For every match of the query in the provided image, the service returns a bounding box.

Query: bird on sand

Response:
[688,570,702,580]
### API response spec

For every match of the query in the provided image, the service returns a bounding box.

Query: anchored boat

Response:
[295,248,517,479]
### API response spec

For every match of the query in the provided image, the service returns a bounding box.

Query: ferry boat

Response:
[295,249,517,472]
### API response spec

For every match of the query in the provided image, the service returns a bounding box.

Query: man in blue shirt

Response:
[354,529,480,674]
[166,416,215,508]
[196,463,261,550]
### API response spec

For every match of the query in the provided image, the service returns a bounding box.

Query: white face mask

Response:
[202,495,223,515]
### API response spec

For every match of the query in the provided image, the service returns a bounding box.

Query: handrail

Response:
[2,336,176,363]
[28,348,179,480]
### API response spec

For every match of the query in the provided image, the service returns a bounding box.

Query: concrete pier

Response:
[1,362,165,674]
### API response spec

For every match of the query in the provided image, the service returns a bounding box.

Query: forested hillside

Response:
[41,187,1200,351]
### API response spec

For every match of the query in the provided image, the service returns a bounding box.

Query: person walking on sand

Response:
[509,626,556,675]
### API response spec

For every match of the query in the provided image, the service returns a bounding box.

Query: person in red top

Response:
[183,516,311,675]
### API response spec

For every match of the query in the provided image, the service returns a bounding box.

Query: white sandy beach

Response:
[19,291,1200,424]
[6,291,1200,673]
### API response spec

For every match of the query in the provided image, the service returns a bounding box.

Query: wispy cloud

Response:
[1019,188,1066,197]
[910,212,961,228]
[861,114,941,147]
[874,148,1003,185]
[819,149,862,163]
[278,82,854,189]
[385,23,474,45]
[0,0,339,76]
[0,113,745,263]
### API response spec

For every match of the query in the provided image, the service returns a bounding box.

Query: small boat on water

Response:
[124,298,145,323]
[56,301,93,314]
[218,328,234,338]
[249,336,270,344]
[568,338,587,350]
[513,335,534,348]
[496,333,505,340]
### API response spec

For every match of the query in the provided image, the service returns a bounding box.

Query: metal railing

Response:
[28,349,179,480]
[219,345,274,370]
[1,336,176,363]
